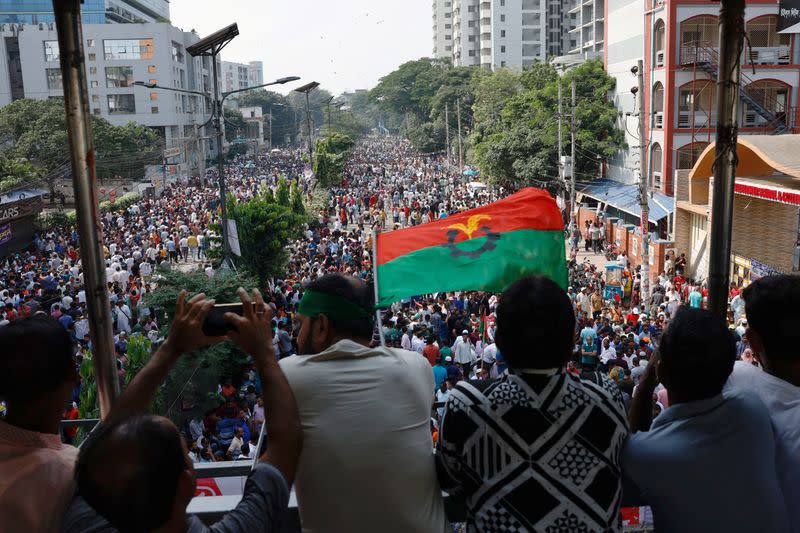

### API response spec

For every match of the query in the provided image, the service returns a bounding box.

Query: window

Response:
[44,41,59,62]
[87,39,95,47]
[447,34,453,40]
[171,41,184,63]
[150,92,158,101]
[149,79,157,85]
[522,0,538,8]
[445,24,451,29]
[501,45,506,53]
[679,81,715,114]
[522,44,540,57]
[91,94,99,102]
[522,13,540,25]
[680,16,719,50]
[501,0,505,5]
[501,29,506,37]
[445,12,451,18]
[105,66,134,88]
[45,68,62,90]
[89,66,97,75]
[445,45,452,51]
[654,19,665,66]
[677,143,709,170]
[107,94,136,114]
[88,53,96,61]
[500,14,505,22]
[650,143,663,188]
[468,5,475,12]
[103,38,154,60]
[468,35,475,42]
[747,15,790,48]
[93,108,101,115]
[151,106,159,114]
[90,80,98,88]
[652,82,664,127]
[468,50,476,56]
[468,20,475,27]
[148,65,156,73]
[501,60,507,67]
[522,28,541,41]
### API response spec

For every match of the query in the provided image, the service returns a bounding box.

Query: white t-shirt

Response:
[725,361,800,527]
[279,339,446,533]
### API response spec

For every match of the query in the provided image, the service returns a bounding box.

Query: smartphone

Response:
[202,302,247,337]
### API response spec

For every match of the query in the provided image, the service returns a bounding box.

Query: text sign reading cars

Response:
[0,197,43,224]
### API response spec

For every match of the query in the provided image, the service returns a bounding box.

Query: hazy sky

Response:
[170,0,432,95]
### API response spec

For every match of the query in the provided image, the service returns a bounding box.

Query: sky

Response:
[170,0,432,96]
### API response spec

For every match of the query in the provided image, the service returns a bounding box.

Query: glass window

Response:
[148,65,157,73]
[92,94,100,102]
[90,80,98,88]
[150,92,158,101]
[103,39,154,60]
[151,106,159,114]
[677,143,709,169]
[93,108,101,115]
[107,94,136,114]
[87,39,95,47]
[44,41,59,62]
[171,41,185,63]
[89,66,97,75]
[88,53,96,61]
[747,16,790,48]
[45,68,62,90]
[105,66,134,88]
[149,79,157,85]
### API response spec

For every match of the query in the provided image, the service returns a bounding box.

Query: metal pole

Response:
[570,78,577,220]
[558,80,563,187]
[211,54,232,267]
[445,102,450,169]
[637,59,651,306]
[457,97,463,169]
[53,0,119,418]
[305,92,313,167]
[269,107,273,150]
[372,230,385,347]
[708,0,744,319]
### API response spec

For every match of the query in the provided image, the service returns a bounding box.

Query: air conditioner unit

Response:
[655,50,665,67]
[654,112,664,128]
[678,113,690,128]
[653,172,662,188]
[744,110,758,127]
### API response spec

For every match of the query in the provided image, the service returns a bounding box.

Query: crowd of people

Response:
[0,135,797,533]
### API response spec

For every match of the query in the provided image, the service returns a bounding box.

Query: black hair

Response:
[305,273,374,339]
[76,414,187,533]
[742,274,800,362]
[494,276,575,369]
[659,307,734,402]
[0,316,74,402]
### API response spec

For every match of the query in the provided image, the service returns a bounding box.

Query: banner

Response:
[0,224,11,246]
[778,0,800,33]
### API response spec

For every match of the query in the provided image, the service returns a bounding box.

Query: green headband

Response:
[298,290,372,320]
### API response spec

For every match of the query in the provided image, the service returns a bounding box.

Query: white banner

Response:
[227,220,242,257]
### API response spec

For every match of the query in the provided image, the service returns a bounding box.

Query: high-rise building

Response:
[439,0,570,69]
[432,0,454,60]
[0,0,170,25]
[566,0,604,59]
[0,22,216,172]
[221,60,264,93]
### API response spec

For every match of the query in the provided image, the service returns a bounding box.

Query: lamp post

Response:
[294,81,320,168]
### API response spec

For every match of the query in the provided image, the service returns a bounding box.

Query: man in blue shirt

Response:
[688,285,703,308]
[622,307,788,532]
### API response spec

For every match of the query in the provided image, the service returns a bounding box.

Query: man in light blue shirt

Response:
[688,286,702,308]
[622,307,788,533]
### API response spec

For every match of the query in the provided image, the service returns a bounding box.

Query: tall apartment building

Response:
[221,60,264,93]
[432,0,454,59]
[440,0,572,69]
[605,0,800,198]
[566,0,604,59]
[0,22,216,173]
[0,0,170,24]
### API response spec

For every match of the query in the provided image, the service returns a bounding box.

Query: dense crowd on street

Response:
[0,135,798,533]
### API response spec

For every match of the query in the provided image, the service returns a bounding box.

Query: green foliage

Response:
[142,269,260,421]
[226,142,248,160]
[313,133,355,188]
[471,59,625,192]
[0,98,160,192]
[223,108,247,142]
[227,186,306,283]
[236,90,296,146]
[290,182,305,214]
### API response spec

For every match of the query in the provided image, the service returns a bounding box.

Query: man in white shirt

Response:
[400,327,412,351]
[114,300,132,334]
[724,275,800,530]
[599,336,617,366]
[226,427,245,459]
[411,329,425,354]
[452,330,475,376]
[279,274,446,533]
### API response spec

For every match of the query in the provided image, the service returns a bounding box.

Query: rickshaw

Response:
[603,263,624,301]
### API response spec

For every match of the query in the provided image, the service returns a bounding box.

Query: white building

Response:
[432,0,454,60]
[567,0,604,59]
[0,22,216,175]
[440,0,573,69]
[221,60,263,93]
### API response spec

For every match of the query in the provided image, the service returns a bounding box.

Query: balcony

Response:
[745,46,791,66]
[678,110,717,129]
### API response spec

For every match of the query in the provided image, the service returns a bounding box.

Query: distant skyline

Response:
[170,0,432,95]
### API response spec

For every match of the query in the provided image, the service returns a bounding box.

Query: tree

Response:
[471,60,625,193]
[313,133,355,188]
[223,108,247,142]
[227,183,306,283]
[235,90,296,146]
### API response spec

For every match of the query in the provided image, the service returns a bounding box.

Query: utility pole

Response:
[558,80,563,188]
[457,97,463,169]
[708,0,745,319]
[636,59,650,306]
[305,91,313,165]
[570,78,576,220]
[445,101,451,168]
[268,107,273,150]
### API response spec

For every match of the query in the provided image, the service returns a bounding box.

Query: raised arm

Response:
[225,288,302,486]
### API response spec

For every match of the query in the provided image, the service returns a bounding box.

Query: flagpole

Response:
[372,228,386,347]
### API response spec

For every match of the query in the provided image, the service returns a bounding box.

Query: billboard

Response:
[779,0,800,33]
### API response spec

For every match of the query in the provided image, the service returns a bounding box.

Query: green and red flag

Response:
[374,187,567,307]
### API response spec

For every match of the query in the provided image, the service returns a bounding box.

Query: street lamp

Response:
[294,81,320,168]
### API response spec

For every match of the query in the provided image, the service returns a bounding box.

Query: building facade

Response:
[0,0,170,25]
[567,0,604,59]
[606,0,800,197]
[441,0,572,69]
[0,22,215,175]
[221,60,264,93]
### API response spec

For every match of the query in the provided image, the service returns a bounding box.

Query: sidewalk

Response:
[565,242,612,270]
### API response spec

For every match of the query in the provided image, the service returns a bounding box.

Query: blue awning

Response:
[0,188,47,206]
[577,179,673,223]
